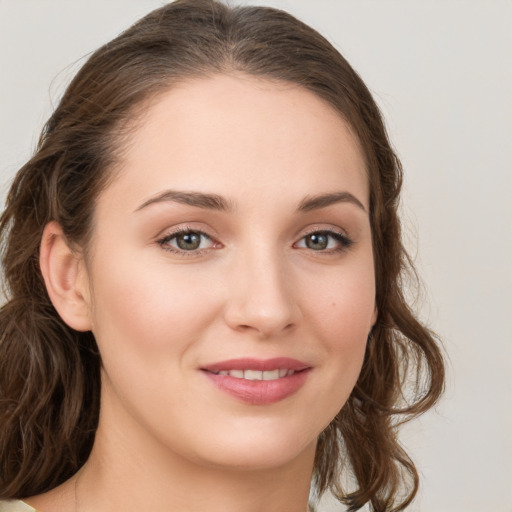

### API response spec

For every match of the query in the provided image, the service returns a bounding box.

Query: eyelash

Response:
[157,227,217,256]
[156,227,353,256]
[295,229,354,254]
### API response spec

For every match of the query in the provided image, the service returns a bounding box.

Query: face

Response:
[80,74,376,472]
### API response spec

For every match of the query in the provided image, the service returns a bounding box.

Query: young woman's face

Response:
[81,74,376,472]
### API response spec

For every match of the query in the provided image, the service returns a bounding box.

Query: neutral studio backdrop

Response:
[0,1,511,511]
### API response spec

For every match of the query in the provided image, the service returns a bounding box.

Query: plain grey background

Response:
[1,1,511,511]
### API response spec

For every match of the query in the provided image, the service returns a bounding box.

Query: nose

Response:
[223,249,302,338]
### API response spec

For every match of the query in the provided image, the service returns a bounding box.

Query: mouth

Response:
[200,358,311,405]
[207,368,298,380]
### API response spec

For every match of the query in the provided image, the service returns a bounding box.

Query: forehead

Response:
[102,73,368,211]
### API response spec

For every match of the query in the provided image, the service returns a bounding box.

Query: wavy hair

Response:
[0,1,444,510]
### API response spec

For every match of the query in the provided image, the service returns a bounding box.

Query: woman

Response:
[0,1,445,511]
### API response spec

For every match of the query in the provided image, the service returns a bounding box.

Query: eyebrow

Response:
[135,189,366,214]
[297,192,367,213]
[135,190,233,212]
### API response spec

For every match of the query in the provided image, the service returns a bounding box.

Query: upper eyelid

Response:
[297,230,351,243]
[303,226,344,235]
[157,224,217,242]
[160,226,210,238]
[298,225,350,240]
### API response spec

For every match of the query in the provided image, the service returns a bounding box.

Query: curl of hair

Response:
[0,1,444,510]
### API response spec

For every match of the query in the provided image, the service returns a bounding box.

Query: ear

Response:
[39,221,92,332]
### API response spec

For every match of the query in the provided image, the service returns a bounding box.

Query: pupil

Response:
[306,233,328,250]
[177,232,201,250]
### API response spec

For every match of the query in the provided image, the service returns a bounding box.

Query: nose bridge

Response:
[224,240,300,337]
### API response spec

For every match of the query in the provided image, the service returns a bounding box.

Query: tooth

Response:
[244,370,263,380]
[263,369,280,380]
[214,368,296,380]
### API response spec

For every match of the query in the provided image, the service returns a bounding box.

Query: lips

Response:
[201,357,311,405]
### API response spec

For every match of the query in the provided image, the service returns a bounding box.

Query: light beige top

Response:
[0,501,37,512]
[0,499,317,511]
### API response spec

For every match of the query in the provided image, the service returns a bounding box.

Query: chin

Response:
[187,420,319,472]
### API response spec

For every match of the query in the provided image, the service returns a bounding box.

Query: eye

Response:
[158,229,217,253]
[295,230,353,252]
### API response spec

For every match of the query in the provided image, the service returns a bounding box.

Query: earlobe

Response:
[39,221,92,332]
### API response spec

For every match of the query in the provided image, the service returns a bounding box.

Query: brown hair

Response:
[0,1,444,510]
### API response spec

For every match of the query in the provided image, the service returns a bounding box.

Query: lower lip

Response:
[203,370,310,405]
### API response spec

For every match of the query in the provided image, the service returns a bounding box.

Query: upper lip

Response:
[201,357,310,373]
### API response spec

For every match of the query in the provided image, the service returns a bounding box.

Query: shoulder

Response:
[0,500,37,512]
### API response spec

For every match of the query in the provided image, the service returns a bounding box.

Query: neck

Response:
[78,427,315,512]
[25,430,316,512]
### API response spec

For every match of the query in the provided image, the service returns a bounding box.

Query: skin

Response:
[33,74,377,512]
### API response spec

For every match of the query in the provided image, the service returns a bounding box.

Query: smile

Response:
[201,358,311,405]
[208,369,296,380]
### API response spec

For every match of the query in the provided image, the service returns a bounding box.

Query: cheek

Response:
[305,257,376,339]
[88,253,200,360]
[301,260,375,408]
[86,257,213,428]
[87,250,228,387]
